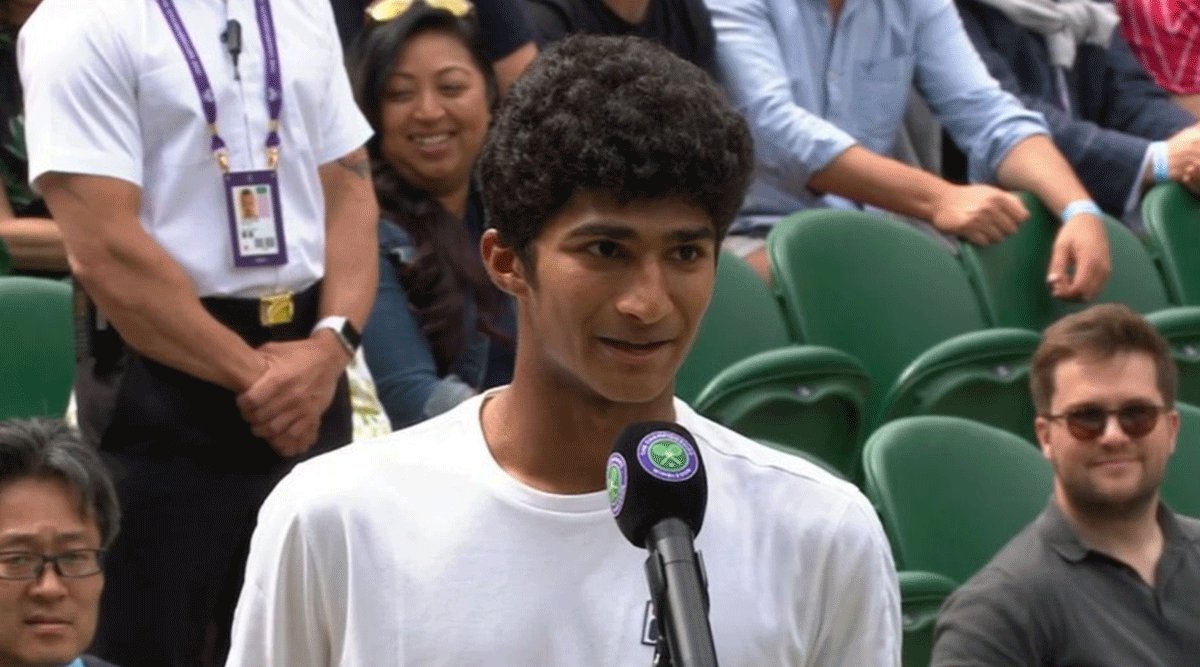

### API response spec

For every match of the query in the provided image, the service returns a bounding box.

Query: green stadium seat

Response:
[0,276,74,420]
[1140,183,1200,306]
[767,209,1030,428]
[961,192,1174,329]
[676,251,789,403]
[863,416,1053,585]
[880,328,1041,444]
[899,570,958,667]
[699,346,871,480]
[1144,308,1200,409]
[1163,402,1200,519]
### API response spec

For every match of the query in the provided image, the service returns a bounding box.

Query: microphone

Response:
[222,19,242,71]
[608,422,718,667]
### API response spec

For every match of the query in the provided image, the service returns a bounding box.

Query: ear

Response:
[1034,416,1053,460]
[481,229,530,298]
[1166,408,1181,456]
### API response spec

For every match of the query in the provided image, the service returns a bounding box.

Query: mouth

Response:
[411,133,452,148]
[598,337,672,359]
[24,616,71,632]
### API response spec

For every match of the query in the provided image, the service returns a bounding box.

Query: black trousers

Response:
[79,286,352,667]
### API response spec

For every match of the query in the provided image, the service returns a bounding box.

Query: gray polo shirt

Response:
[931,500,1200,666]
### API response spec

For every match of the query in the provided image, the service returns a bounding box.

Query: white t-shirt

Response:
[19,0,371,297]
[227,391,901,666]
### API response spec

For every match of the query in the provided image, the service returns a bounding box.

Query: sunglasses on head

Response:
[365,0,474,22]
[1043,403,1169,440]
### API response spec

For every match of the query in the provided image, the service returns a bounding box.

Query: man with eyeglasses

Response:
[0,419,121,667]
[932,303,1200,666]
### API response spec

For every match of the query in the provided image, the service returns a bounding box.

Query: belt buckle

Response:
[259,291,294,327]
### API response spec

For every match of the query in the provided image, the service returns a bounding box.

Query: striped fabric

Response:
[1116,0,1200,94]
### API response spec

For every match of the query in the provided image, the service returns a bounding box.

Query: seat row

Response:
[678,185,1200,482]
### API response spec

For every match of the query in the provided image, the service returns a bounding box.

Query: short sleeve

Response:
[19,0,143,189]
[314,2,373,164]
[931,568,1046,666]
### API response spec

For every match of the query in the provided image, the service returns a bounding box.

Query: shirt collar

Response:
[1040,498,1196,563]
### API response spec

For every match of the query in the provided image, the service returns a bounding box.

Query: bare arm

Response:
[492,42,537,97]
[236,147,378,453]
[0,185,68,272]
[808,145,1027,245]
[39,172,265,391]
[995,134,1111,301]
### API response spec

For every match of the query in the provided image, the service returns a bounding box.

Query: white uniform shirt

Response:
[227,390,902,666]
[19,0,371,297]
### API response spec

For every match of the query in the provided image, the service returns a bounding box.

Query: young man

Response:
[933,304,1200,665]
[0,419,121,667]
[226,35,900,665]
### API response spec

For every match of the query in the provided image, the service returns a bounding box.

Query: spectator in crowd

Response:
[226,35,900,666]
[525,0,715,72]
[0,0,66,275]
[1115,0,1200,118]
[933,304,1200,665]
[349,0,516,428]
[957,0,1200,224]
[0,419,120,667]
[332,0,538,94]
[20,0,376,664]
[707,0,1111,302]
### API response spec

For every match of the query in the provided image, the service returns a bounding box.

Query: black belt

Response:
[199,281,322,346]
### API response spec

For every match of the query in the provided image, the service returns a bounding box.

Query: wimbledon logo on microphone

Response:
[607,453,628,516]
[637,431,699,482]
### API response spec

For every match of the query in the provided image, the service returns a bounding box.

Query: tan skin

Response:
[479,192,716,493]
[0,0,68,273]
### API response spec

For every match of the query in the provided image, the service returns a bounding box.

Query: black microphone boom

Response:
[608,422,719,667]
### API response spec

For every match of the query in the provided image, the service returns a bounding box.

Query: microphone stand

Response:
[643,518,719,667]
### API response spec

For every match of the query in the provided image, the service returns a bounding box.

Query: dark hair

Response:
[479,34,754,267]
[1031,304,1178,413]
[0,419,120,548]
[348,5,504,373]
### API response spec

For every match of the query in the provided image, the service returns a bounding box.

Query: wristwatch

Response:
[312,316,361,357]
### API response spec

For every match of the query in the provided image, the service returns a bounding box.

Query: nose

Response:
[28,564,68,599]
[412,88,445,122]
[1096,413,1128,445]
[615,258,672,325]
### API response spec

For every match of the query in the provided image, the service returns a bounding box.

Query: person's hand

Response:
[1165,125,1200,193]
[1047,213,1110,301]
[930,184,1029,245]
[236,334,350,457]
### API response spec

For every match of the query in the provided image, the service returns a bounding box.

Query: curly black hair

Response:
[479,34,754,266]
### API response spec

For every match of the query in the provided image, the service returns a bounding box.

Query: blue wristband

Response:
[1151,141,1170,184]
[1060,199,1103,223]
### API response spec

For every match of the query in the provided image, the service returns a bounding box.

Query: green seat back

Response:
[881,328,1041,443]
[863,416,1053,585]
[1163,402,1200,519]
[898,570,958,667]
[0,276,74,420]
[961,192,1172,329]
[1145,307,1200,409]
[676,252,789,403]
[768,210,988,423]
[697,346,871,480]
[1141,183,1200,306]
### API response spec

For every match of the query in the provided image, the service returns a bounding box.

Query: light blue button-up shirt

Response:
[707,0,1050,231]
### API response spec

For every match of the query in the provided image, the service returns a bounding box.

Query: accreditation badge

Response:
[225,170,288,267]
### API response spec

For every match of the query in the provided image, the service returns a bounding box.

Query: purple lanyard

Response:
[155,0,283,172]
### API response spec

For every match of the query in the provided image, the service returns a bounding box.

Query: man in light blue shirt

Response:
[708,0,1110,301]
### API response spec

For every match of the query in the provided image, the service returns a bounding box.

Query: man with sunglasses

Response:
[0,419,121,667]
[932,304,1200,666]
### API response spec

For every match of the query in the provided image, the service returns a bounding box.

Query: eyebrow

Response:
[0,531,91,549]
[565,222,716,243]
[387,65,474,81]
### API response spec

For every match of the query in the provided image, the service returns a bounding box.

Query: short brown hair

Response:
[1030,304,1177,414]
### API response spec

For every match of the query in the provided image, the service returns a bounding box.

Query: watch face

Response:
[341,319,362,350]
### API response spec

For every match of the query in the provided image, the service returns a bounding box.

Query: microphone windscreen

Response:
[607,421,707,548]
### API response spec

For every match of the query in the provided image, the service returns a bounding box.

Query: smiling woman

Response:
[347,0,515,429]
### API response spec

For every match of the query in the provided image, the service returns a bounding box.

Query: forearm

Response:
[0,217,68,272]
[318,150,378,333]
[40,173,263,391]
[807,145,951,221]
[995,134,1092,215]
